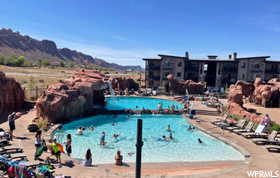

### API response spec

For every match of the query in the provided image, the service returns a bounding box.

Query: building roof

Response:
[158,54,187,59]
[236,56,270,60]
[189,59,237,62]
[142,58,162,61]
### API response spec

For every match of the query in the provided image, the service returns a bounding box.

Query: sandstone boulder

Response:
[227,80,262,123]
[166,75,205,95]
[111,77,139,91]
[36,70,106,123]
[0,71,25,115]
[252,78,280,107]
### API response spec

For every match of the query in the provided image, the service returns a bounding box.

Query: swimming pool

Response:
[53,114,244,164]
[105,96,184,110]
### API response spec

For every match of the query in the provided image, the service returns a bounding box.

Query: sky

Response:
[1,0,280,67]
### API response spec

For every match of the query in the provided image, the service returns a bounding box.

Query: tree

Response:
[14,56,26,66]
[37,59,42,68]
[60,61,65,67]
[41,60,50,67]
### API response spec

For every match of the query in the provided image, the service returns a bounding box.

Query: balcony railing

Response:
[147,66,160,70]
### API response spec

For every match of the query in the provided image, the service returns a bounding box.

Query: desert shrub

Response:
[269,121,280,132]
[35,118,49,130]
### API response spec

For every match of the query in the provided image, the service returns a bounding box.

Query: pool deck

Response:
[1,96,280,177]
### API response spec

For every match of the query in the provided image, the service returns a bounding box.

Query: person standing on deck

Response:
[8,112,16,141]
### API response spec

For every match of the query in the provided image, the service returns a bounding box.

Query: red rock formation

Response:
[36,70,106,123]
[252,78,280,107]
[167,74,205,95]
[227,80,262,123]
[0,71,25,115]
[111,77,139,91]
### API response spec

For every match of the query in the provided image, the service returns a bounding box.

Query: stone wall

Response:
[36,70,106,123]
[0,71,25,116]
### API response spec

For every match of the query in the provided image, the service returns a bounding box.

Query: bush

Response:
[35,118,49,130]
[269,121,280,132]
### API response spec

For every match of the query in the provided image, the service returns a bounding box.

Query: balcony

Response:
[162,65,173,70]
[147,65,160,70]
[149,75,160,80]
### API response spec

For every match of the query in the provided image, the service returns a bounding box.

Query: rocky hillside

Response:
[0,28,142,71]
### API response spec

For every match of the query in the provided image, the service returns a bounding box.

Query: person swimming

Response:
[157,135,167,142]
[77,127,83,135]
[168,132,173,140]
[166,125,172,132]
[187,125,195,131]
[100,132,106,146]
[112,134,120,139]
[198,138,203,144]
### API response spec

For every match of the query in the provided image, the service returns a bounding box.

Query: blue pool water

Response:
[53,114,244,164]
[105,96,184,110]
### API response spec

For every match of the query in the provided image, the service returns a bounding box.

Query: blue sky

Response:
[1,0,280,67]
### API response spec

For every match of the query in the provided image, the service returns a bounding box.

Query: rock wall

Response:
[36,70,106,123]
[111,77,139,91]
[0,71,25,116]
[167,74,205,95]
[252,78,280,107]
[227,80,262,122]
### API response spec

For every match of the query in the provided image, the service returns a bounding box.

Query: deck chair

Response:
[232,121,255,135]
[211,114,228,126]
[266,146,280,153]
[224,119,246,131]
[242,125,267,138]
[253,131,279,145]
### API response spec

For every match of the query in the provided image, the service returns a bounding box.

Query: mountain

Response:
[0,28,143,71]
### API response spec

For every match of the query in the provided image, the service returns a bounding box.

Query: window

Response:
[255,64,260,68]
[177,72,181,77]
[177,62,182,67]
[242,74,245,79]
[241,63,246,68]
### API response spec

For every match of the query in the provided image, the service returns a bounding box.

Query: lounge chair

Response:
[224,119,246,131]
[266,146,280,153]
[253,131,279,145]
[211,114,228,126]
[232,121,255,135]
[0,148,23,155]
[242,125,267,138]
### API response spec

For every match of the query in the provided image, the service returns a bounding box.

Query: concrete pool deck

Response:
[1,97,280,177]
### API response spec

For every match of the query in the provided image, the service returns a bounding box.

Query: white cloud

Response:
[56,39,168,67]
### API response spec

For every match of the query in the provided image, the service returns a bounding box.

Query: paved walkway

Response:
[1,98,280,177]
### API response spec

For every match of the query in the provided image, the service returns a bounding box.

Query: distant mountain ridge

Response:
[0,28,143,71]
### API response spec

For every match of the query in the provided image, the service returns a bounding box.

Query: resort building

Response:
[143,52,280,89]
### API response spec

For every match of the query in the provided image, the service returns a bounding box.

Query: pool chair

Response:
[232,121,255,135]
[0,148,23,155]
[0,140,11,147]
[252,131,279,145]
[211,114,228,126]
[266,146,280,153]
[0,129,10,140]
[0,147,23,153]
[224,119,246,132]
[241,125,267,138]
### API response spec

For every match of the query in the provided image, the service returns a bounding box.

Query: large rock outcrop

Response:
[36,70,107,123]
[111,77,139,91]
[252,78,280,107]
[167,74,205,95]
[0,71,25,115]
[227,80,262,122]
